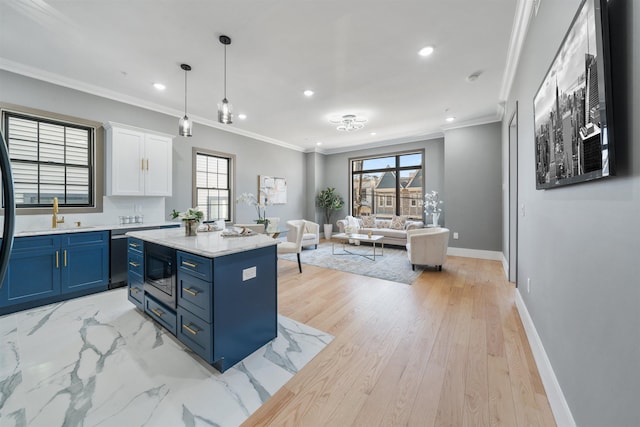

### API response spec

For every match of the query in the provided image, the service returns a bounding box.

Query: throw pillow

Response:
[377,220,391,228]
[361,215,375,228]
[390,215,406,230]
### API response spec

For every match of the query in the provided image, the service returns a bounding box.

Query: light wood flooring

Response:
[243,252,556,426]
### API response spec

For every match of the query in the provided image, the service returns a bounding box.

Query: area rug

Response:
[281,240,421,284]
[0,288,333,427]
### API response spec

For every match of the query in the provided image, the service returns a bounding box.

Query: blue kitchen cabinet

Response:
[0,231,110,315]
[127,237,144,309]
[60,231,109,294]
[0,235,61,308]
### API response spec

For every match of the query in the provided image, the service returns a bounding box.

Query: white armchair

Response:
[287,219,320,249]
[406,227,450,271]
[278,221,304,273]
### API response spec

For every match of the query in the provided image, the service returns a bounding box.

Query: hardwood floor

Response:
[243,254,556,426]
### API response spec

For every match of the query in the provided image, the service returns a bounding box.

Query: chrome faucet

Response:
[52,197,65,228]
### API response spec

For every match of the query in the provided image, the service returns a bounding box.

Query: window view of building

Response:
[350,152,423,219]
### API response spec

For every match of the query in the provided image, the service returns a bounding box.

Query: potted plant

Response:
[236,192,273,229]
[171,207,204,236]
[423,191,443,226]
[316,187,344,238]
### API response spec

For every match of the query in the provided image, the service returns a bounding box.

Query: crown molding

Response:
[498,0,535,103]
[0,58,305,152]
[318,131,444,155]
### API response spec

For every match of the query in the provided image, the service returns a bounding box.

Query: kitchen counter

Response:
[126,227,278,258]
[3,221,179,238]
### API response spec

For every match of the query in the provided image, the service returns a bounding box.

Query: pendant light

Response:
[179,63,193,137]
[217,35,233,124]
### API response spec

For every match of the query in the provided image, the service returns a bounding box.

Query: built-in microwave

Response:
[144,242,176,309]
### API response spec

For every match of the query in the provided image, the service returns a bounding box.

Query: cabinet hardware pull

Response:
[141,158,145,171]
[131,288,140,294]
[129,243,140,248]
[183,287,198,296]
[182,261,198,268]
[182,324,199,335]
[129,261,140,267]
[56,251,59,269]
[64,250,67,267]
[146,159,149,170]
[151,308,164,317]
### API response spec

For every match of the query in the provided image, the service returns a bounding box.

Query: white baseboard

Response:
[501,253,509,279]
[447,247,503,261]
[515,291,576,427]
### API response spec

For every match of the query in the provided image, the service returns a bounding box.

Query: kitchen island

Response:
[126,228,278,372]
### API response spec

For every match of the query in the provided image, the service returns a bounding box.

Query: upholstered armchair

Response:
[287,219,320,249]
[406,227,450,271]
[278,220,304,273]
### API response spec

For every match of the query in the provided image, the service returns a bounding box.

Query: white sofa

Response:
[336,216,424,246]
[406,227,450,271]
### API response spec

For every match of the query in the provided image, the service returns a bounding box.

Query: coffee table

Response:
[331,233,384,261]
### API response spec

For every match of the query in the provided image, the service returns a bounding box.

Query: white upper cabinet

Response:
[105,122,173,197]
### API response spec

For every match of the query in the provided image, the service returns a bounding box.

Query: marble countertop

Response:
[126,228,278,258]
[3,221,179,238]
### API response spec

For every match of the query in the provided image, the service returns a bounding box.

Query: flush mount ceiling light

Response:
[329,114,367,132]
[178,64,193,137]
[217,35,233,124]
[418,46,434,57]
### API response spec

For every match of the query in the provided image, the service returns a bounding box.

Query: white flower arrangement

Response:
[423,191,443,214]
[236,192,273,221]
[170,207,204,222]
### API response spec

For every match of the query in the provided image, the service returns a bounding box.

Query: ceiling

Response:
[0,0,520,153]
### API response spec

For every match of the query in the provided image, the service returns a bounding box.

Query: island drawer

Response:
[177,274,212,322]
[128,279,144,308]
[127,238,144,255]
[177,251,212,282]
[144,295,177,335]
[177,306,213,364]
[127,252,143,277]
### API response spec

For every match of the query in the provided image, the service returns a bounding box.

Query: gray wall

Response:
[323,137,445,226]
[0,70,307,224]
[505,0,640,425]
[444,122,503,251]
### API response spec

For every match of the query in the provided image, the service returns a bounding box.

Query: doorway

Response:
[508,103,518,284]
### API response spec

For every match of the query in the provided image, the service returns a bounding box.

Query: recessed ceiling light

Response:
[418,46,434,57]
[238,113,247,120]
[304,89,314,97]
[316,141,323,146]
[370,132,377,136]
[153,83,166,91]
[446,117,455,122]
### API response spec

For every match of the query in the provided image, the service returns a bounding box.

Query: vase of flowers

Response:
[236,192,272,226]
[424,191,443,226]
[171,207,204,236]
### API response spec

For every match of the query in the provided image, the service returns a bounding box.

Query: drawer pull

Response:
[129,243,140,248]
[183,287,198,296]
[131,287,140,294]
[150,308,164,318]
[64,250,67,267]
[56,251,59,269]
[129,261,140,267]
[182,323,199,335]
[182,261,198,268]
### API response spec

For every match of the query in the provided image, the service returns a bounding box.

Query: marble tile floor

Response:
[0,288,333,427]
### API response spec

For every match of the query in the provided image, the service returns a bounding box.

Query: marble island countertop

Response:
[126,227,278,258]
[2,221,179,238]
